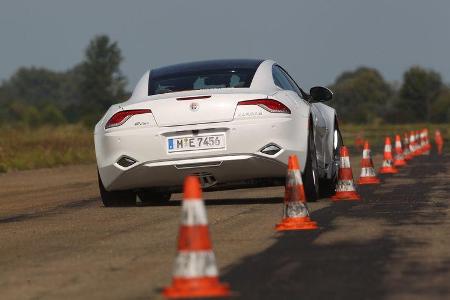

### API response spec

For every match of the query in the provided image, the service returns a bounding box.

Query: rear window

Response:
[148,69,256,95]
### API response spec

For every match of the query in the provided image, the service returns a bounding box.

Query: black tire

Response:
[98,172,136,207]
[319,177,335,198]
[302,125,320,202]
[319,122,343,197]
[136,189,172,206]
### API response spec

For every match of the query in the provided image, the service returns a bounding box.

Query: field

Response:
[0,124,95,173]
[0,123,448,173]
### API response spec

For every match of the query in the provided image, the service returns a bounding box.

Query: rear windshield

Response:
[148,69,256,95]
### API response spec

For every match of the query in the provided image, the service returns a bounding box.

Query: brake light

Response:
[237,99,291,114]
[105,109,152,129]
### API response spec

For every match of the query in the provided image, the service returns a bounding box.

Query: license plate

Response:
[167,134,226,153]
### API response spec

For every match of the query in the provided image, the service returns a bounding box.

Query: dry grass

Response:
[0,124,94,173]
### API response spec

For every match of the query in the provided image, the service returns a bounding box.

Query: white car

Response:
[94,59,343,206]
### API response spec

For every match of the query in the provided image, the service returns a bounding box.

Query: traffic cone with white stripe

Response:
[331,146,361,201]
[394,134,407,167]
[409,131,418,157]
[415,130,423,155]
[403,132,413,161]
[358,140,380,185]
[275,155,318,231]
[379,137,398,174]
[163,176,230,299]
[420,128,430,155]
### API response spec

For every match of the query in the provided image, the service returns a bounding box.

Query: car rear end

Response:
[95,60,309,192]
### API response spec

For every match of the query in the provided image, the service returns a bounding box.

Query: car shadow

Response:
[134,196,283,207]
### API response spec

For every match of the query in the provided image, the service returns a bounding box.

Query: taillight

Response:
[105,109,152,129]
[237,99,291,114]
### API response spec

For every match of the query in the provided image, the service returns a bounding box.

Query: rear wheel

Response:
[303,126,320,202]
[319,122,343,197]
[98,172,136,207]
[136,189,172,206]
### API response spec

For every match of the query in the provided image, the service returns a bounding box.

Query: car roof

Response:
[150,59,265,78]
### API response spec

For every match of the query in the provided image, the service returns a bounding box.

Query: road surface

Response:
[0,153,449,299]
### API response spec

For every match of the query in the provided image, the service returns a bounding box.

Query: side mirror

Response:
[310,86,333,102]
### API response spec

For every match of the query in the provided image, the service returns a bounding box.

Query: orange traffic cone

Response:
[163,176,230,299]
[394,134,407,167]
[379,137,398,174]
[409,131,418,157]
[435,130,444,155]
[358,140,380,185]
[415,130,423,155]
[275,155,318,231]
[420,128,430,155]
[331,146,361,201]
[403,133,413,161]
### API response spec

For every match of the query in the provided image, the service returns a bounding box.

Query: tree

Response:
[5,100,42,126]
[41,103,66,125]
[330,67,393,124]
[430,87,450,123]
[79,35,127,126]
[397,66,442,122]
[1,67,62,107]
[0,66,82,123]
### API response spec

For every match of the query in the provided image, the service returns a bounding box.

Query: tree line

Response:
[0,35,127,127]
[0,34,449,127]
[329,66,450,124]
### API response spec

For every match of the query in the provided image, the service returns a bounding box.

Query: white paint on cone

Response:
[361,167,377,177]
[173,251,219,278]
[382,159,394,167]
[394,153,404,161]
[181,200,208,226]
[340,156,351,168]
[284,201,309,218]
[362,149,370,159]
[336,179,357,192]
[286,169,303,187]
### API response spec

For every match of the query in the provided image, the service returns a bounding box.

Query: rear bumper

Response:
[100,154,289,191]
[95,117,309,191]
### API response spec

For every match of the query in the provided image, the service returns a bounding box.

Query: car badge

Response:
[190,102,199,112]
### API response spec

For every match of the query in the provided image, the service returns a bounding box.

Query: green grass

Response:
[0,123,448,173]
[0,124,95,173]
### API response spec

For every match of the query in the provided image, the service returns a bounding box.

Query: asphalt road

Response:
[0,152,449,300]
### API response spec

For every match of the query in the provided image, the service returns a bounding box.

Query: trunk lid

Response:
[130,90,268,127]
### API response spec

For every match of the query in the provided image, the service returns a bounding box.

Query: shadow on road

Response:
[0,197,97,224]
[136,197,283,207]
[220,154,449,299]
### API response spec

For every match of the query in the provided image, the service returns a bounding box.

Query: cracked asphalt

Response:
[0,151,449,299]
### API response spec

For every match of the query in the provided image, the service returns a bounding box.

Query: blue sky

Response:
[1,0,449,89]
